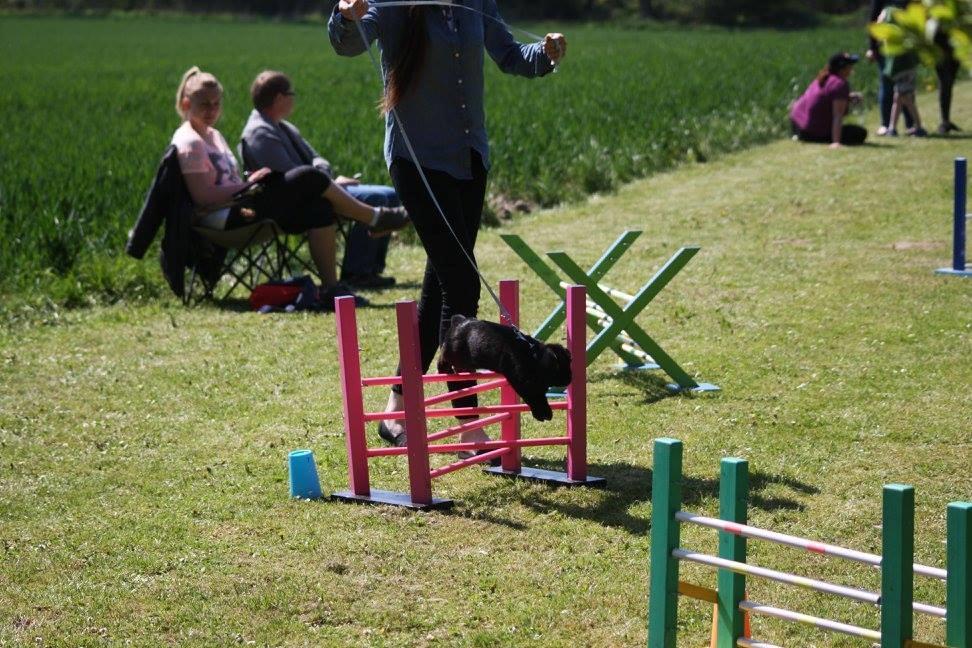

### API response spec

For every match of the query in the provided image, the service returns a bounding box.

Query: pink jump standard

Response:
[332,280,605,510]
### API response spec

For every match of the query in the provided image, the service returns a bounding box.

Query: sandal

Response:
[377,421,407,447]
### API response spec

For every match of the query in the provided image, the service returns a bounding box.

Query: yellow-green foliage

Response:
[869,0,972,68]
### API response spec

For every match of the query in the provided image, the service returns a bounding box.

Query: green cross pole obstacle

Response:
[647,438,972,648]
[500,231,718,393]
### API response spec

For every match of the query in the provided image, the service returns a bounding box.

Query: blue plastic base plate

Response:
[615,362,661,371]
[665,382,721,393]
[483,465,606,488]
[935,267,972,277]
[331,489,454,510]
[546,388,567,399]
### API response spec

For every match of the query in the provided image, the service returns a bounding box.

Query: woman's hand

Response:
[544,33,567,64]
[338,0,369,21]
[335,175,360,187]
[248,167,272,184]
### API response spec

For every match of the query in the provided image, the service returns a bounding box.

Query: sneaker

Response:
[876,126,890,136]
[368,206,410,236]
[907,127,928,137]
[320,282,369,307]
[887,128,899,137]
[343,273,396,289]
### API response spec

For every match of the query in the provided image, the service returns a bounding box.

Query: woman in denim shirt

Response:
[329,0,566,449]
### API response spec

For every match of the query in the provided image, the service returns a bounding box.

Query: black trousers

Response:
[936,56,961,125]
[227,166,335,233]
[792,122,868,146]
[388,151,487,409]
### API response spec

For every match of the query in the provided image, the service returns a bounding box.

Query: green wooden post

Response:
[500,232,642,365]
[548,248,701,388]
[648,438,683,648]
[881,485,915,648]
[947,502,972,647]
[717,458,748,648]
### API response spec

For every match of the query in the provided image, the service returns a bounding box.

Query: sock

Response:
[369,207,381,227]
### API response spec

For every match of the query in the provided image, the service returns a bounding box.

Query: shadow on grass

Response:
[196,297,398,313]
[465,458,817,536]
[591,369,702,405]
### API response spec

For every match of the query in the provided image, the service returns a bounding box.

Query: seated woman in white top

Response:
[170,66,409,303]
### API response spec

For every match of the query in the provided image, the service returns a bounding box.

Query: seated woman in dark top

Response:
[790,53,867,148]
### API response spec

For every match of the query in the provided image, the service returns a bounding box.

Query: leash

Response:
[349,0,560,330]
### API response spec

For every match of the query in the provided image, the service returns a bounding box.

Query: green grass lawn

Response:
[2,83,971,645]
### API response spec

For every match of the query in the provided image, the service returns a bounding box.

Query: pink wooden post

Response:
[566,285,588,481]
[335,296,370,496]
[396,300,434,506]
[498,280,523,473]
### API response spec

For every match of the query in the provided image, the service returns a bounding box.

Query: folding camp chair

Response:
[186,219,318,306]
[128,144,319,307]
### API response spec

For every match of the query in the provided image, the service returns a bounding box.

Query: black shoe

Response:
[457,450,502,467]
[343,273,397,289]
[368,207,410,237]
[378,421,407,447]
[320,282,369,307]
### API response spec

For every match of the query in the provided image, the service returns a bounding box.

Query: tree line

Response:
[3,0,869,25]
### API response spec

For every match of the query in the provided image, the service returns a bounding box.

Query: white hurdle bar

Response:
[739,600,882,641]
[676,511,948,581]
[673,549,947,618]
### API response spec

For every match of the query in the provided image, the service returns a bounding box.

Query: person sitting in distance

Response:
[790,53,867,149]
[241,70,401,290]
[170,66,409,305]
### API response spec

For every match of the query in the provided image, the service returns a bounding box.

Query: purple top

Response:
[790,74,850,138]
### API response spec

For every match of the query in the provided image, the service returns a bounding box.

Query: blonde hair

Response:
[175,66,224,120]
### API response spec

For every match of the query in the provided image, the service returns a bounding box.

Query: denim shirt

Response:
[328,0,554,180]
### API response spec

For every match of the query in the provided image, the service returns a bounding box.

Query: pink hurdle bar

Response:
[331,280,605,510]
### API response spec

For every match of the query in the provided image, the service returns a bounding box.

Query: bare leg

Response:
[901,93,923,130]
[459,428,490,445]
[307,225,338,288]
[324,183,376,224]
[890,96,901,132]
[382,390,405,437]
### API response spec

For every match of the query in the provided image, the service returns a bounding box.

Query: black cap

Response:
[828,52,860,72]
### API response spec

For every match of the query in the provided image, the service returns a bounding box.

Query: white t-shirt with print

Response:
[171,121,242,229]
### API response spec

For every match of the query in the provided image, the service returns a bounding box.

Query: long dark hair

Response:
[383,7,428,114]
[815,66,831,88]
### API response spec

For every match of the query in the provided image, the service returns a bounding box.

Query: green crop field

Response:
[0,15,872,311]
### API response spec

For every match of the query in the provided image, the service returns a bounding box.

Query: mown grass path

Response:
[1,86,970,646]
